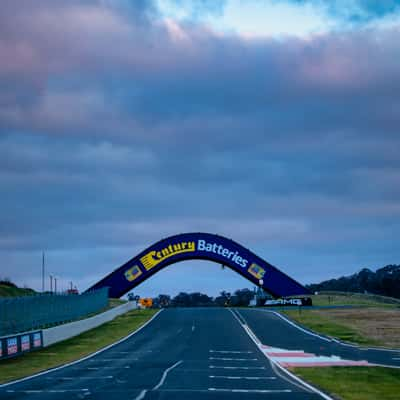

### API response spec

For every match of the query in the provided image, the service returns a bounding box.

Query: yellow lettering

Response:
[140,241,197,271]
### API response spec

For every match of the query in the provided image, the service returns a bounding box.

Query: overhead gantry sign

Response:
[87,232,310,298]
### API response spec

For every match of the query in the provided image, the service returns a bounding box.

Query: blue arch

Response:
[87,232,310,298]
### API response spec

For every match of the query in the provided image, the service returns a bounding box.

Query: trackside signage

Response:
[88,233,310,298]
[0,331,43,360]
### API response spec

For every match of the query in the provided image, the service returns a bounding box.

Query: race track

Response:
[1,308,328,400]
[237,308,400,368]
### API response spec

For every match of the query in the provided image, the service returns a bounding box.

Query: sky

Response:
[0,0,399,297]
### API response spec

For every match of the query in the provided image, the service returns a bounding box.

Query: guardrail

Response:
[0,288,108,336]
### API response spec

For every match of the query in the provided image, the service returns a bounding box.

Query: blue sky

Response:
[0,0,399,297]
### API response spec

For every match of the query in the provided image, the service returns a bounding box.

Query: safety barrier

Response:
[0,301,135,360]
[0,331,43,360]
[0,288,108,336]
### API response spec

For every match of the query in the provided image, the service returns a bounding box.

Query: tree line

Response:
[151,288,255,308]
[307,264,400,299]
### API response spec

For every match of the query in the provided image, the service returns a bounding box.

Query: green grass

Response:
[293,367,400,400]
[0,284,36,297]
[0,308,158,384]
[309,294,398,308]
[282,309,381,346]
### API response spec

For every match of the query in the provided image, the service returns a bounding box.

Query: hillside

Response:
[307,265,400,299]
[0,281,36,297]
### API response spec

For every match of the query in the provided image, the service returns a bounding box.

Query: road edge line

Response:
[228,308,335,400]
[266,309,400,352]
[0,309,164,388]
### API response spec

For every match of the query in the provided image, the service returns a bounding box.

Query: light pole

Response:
[42,252,45,293]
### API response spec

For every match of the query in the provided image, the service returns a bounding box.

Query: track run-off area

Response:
[1,308,400,400]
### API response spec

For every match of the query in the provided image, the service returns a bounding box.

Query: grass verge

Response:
[310,294,399,308]
[283,307,400,347]
[282,309,380,346]
[293,366,400,400]
[0,308,158,384]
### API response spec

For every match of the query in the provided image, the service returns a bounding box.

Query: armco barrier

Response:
[42,301,136,347]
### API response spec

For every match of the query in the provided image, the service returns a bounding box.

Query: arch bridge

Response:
[88,232,310,298]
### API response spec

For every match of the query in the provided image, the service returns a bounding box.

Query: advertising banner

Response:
[88,232,310,298]
[264,297,313,307]
[0,331,43,360]
[21,334,30,351]
[33,332,42,348]
[7,337,18,355]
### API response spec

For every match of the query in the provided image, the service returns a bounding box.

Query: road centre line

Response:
[209,375,276,380]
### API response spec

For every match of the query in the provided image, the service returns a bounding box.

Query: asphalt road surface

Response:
[1,308,328,400]
[237,308,400,368]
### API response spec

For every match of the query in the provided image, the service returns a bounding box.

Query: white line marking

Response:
[209,357,257,361]
[208,388,291,393]
[392,358,400,360]
[209,375,276,380]
[135,360,183,399]
[0,309,163,389]
[153,360,183,390]
[209,350,253,354]
[134,389,147,400]
[192,325,195,332]
[256,310,331,342]
[230,308,335,400]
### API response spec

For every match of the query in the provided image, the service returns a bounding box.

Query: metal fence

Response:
[0,288,108,336]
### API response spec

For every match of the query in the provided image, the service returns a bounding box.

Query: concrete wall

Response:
[42,302,136,347]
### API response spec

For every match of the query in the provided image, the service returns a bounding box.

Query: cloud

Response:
[285,0,400,23]
[0,0,399,293]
